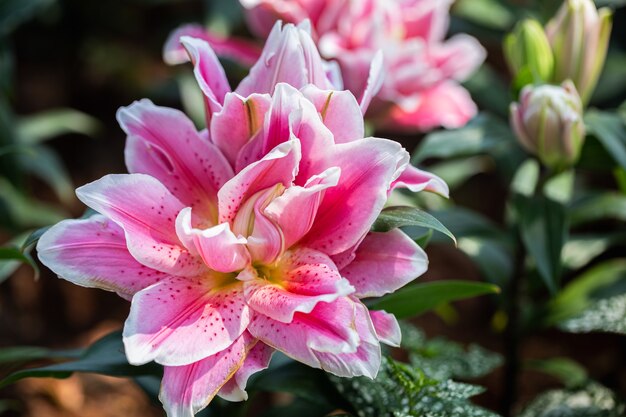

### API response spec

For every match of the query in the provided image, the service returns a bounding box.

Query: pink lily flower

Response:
[165,0,486,133]
[37,23,446,417]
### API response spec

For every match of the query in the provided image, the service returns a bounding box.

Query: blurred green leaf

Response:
[515,194,568,294]
[19,145,75,203]
[372,281,500,319]
[562,233,626,270]
[401,324,502,380]
[453,0,514,30]
[585,110,626,171]
[590,51,626,104]
[457,236,514,285]
[178,73,207,130]
[0,331,161,388]
[0,178,66,228]
[547,259,626,327]
[517,382,625,417]
[569,192,626,226]
[372,206,456,244]
[511,159,539,197]
[543,170,575,204]
[0,238,39,282]
[559,294,626,334]
[526,357,588,389]
[412,114,514,163]
[429,156,491,190]
[16,108,100,145]
[21,225,51,251]
[0,0,54,36]
[464,66,512,118]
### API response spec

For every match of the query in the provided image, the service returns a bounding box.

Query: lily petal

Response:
[218,341,274,401]
[244,247,354,323]
[119,99,234,223]
[160,331,257,417]
[76,174,204,276]
[36,215,167,299]
[341,230,427,298]
[391,164,449,197]
[369,309,401,347]
[124,277,250,366]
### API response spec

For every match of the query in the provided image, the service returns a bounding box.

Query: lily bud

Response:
[510,81,586,170]
[504,19,554,85]
[546,0,613,104]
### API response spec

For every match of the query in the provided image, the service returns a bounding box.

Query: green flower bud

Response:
[510,81,586,171]
[546,0,613,105]
[504,19,554,85]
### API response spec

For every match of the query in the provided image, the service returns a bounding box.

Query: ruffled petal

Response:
[210,93,271,168]
[217,341,274,401]
[123,277,250,366]
[36,215,167,299]
[314,301,381,378]
[243,247,354,323]
[369,309,401,347]
[175,208,250,273]
[301,85,364,144]
[236,21,333,96]
[180,36,231,122]
[391,164,449,197]
[247,296,360,369]
[218,140,300,224]
[264,167,340,248]
[160,332,257,417]
[76,174,204,276]
[119,99,234,223]
[341,229,427,298]
[300,138,408,255]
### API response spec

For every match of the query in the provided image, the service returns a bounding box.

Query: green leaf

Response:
[0,245,39,282]
[0,177,66,228]
[400,324,502,381]
[16,108,101,145]
[412,114,514,163]
[21,225,51,251]
[514,194,568,294]
[428,156,491,190]
[569,192,626,226]
[584,110,626,171]
[526,357,588,389]
[19,145,75,203]
[559,294,626,334]
[511,159,539,197]
[546,259,626,327]
[372,206,456,244]
[457,237,514,285]
[562,233,626,270]
[517,382,625,417]
[372,281,500,319]
[331,356,499,417]
[453,0,514,30]
[0,331,161,388]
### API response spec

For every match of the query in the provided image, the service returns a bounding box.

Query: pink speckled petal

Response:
[119,99,234,223]
[369,309,401,347]
[218,341,274,401]
[301,138,408,255]
[36,215,167,300]
[247,296,360,369]
[314,301,381,378]
[244,247,354,323]
[341,230,427,298]
[76,174,204,277]
[160,332,257,417]
[124,277,250,366]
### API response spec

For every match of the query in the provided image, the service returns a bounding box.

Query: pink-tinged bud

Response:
[510,81,586,170]
[546,0,613,104]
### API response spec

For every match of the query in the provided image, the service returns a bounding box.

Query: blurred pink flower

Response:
[38,23,446,417]
[166,0,486,132]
